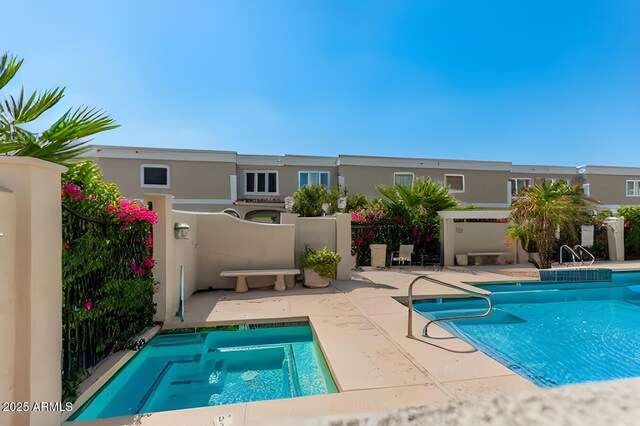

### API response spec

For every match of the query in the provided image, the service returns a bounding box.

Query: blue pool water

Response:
[412,271,640,387]
[70,322,337,421]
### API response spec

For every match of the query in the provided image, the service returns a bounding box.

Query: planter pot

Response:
[303,268,332,288]
[370,244,387,267]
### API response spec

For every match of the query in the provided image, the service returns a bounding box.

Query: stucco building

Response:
[83,145,640,221]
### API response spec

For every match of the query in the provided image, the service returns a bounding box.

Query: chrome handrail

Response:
[574,245,595,267]
[559,244,581,266]
[407,275,492,339]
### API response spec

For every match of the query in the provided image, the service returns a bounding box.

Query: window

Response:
[141,164,170,188]
[509,178,531,195]
[245,171,278,194]
[582,184,590,197]
[244,210,280,224]
[627,180,640,197]
[299,171,330,189]
[394,172,414,187]
[444,174,465,192]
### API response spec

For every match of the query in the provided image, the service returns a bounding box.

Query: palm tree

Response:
[508,180,592,269]
[0,53,118,166]
[375,176,458,222]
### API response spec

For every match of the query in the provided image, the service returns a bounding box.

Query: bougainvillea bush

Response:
[61,161,157,398]
[351,203,440,267]
[618,206,640,259]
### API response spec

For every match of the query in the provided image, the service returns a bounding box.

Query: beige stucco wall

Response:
[453,222,512,255]
[338,165,510,205]
[583,174,640,207]
[236,165,339,198]
[194,213,295,289]
[0,157,65,426]
[0,187,16,421]
[96,158,235,201]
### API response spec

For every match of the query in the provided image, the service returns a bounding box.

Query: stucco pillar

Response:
[144,194,176,323]
[605,217,625,262]
[334,213,352,280]
[0,157,65,426]
[442,218,456,266]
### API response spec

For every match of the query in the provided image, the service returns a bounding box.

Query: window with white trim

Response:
[582,184,590,197]
[509,178,531,195]
[444,174,465,192]
[394,172,414,187]
[298,171,330,189]
[244,171,278,194]
[141,164,170,188]
[626,180,640,197]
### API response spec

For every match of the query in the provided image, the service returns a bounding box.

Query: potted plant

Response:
[300,246,341,288]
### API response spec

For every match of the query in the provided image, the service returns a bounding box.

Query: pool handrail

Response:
[407,275,493,340]
[574,245,595,267]
[559,244,581,266]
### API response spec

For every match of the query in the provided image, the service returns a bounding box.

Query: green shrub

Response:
[300,247,341,279]
[61,161,157,400]
[292,185,328,217]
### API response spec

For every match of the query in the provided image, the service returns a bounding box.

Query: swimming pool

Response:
[412,271,640,387]
[70,321,337,421]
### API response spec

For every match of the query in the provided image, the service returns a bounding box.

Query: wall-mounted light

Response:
[174,223,190,239]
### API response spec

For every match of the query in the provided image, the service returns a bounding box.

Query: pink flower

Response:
[146,233,153,248]
[351,212,364,222]
[354,238,364,245]
[134,267,145,275]
[625,221,631,228]
[143,257,155,269]
[392,217,404,224]
[63,243,70,250]
[107,205,117,212]
[85,300,93,310]
[120,225,128,232]
[366,230,375,238]
[131,260,139,271]
[425,234,432,243]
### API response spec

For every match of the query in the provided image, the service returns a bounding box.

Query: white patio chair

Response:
[391,244,414,266]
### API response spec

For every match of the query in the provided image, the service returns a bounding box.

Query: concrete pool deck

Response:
[68,261,640,425]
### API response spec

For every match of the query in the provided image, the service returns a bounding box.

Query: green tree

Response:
[0,53,118,165]
[508,180,592,268]
[375,176,458,222]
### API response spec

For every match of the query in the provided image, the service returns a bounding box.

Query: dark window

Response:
[245,171,278,193]
[268,173,277,192]
[257,173,266,192]
[246,173,255,192]
[143,167,168,186]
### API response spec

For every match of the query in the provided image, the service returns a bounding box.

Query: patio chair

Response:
[391,244,414,266]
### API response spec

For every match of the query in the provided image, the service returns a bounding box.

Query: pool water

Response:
[70,322,337,421]
[412,271,640,387]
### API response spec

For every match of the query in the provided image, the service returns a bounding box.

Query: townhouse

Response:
[84,145,640,221]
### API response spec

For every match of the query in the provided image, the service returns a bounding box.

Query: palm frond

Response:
[4,87,65,124]
[0,53,23,90]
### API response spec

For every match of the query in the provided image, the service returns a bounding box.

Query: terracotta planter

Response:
[303,268,332,288]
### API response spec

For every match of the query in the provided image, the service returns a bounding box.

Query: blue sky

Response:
[2,1,639,166]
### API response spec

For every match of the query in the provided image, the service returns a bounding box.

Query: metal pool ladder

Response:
[407,275,493,340]
[559,244,595,267]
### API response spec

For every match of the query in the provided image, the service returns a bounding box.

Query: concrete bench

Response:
[220,268,300,293]
[466,252,508,265]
